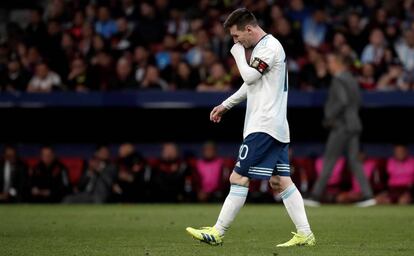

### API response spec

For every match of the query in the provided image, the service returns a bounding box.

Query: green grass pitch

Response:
[0,204,413,256]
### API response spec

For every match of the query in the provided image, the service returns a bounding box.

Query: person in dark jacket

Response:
[114,143,152,202]
[305,53,375,207]
[0,145,29,203]
[29,146,71,203]
[63,146,116,204]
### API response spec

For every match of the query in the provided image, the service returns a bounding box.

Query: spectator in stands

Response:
[394,29,414,87]
[59,33,77,75]
[29,146,71,202]
[331,32,360,69]
[361,28,387,66]
[132,45,155,85]
[302,8,328,48]
[194,142,226,202]
[331,31,347,53]
[345,12,368,55]
[68,10,85,40]
[27,62,62,93]
[166,8,189,38]
[170,61,200,90]
[185,29,211,68]
[66,57,94,92]
[266,4,284,29]
[286,0,311,27]
[376,144,414,204]
[135,2,165,45]
[0,58,31,92]
[119,0,140,24]
[0,145,28,203]
[78,23,95,58]
[197,62,231,92]
[140,65,168,90]
[43,19,64,74]
[84,3,97,23]
[156,34,178,70]
[366,8,388,32]
[64,146,116,204]
[112,57,138,90]
[358,63,376,90]
[197,49,218,82]
[25,7,48,52]
[95,6,118,39]
[2,0,414,94]
[153,143,189,202]
[377,60,409,90]
[89,35,109,60]
[114,143,152,202]
[160,50,181,86]
[210,21,232,61]
[44,0,67,23]
[112,17,139,53]
[300,47,331,90]
[90,51,115,91]
[326,0,350,27]
[21,46,42,74]
[272,17,305,60]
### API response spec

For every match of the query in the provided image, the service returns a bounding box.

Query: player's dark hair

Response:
[223,8,258,31]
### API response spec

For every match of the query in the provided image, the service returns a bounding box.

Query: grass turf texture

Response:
[0,204,413,256]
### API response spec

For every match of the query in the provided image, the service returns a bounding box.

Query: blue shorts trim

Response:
[234,132,291,180]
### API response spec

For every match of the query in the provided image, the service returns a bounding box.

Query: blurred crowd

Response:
[1,142,413,204]
[1,0,414,93]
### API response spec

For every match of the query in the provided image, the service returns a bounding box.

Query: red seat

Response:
[24,157,39,170]
[60,157,84,186]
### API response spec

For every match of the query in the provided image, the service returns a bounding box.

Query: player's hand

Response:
[210,104,228,123]
[230,43,245,57]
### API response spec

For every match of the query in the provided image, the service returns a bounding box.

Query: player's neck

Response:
[252,28,267,46]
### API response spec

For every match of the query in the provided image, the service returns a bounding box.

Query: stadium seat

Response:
[60,157,85,186]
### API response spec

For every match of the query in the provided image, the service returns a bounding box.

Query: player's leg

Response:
[213,171,249,236]
[185,171,248,245]
[186,135,257,245]
[272,176,316,247]
[309,129,347,202]
[271,176,312,238]
[210,133,269,237]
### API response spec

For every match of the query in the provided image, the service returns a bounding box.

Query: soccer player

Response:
[186,8,316,247]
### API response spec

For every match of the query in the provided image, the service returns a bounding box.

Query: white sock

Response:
[214,184,248,236]
[280,184,312,236]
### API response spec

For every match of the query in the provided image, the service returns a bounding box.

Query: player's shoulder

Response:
[256,34,281,49]
[254,34,284,57]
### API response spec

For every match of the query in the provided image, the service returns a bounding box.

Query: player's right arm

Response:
[231,42,277,85]
[210,83,248,123]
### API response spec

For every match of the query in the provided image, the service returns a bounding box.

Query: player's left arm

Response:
[231,43,276,85]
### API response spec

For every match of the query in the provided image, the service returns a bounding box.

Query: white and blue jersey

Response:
[223,34,291,179]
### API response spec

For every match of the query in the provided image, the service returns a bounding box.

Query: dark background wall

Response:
[1,107,412,144]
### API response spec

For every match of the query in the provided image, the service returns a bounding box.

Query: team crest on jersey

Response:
[250,57,269,74]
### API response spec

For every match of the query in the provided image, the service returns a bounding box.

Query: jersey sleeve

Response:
[250,42,280,74]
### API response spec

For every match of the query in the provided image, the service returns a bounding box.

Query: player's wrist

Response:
[221,102,232,110]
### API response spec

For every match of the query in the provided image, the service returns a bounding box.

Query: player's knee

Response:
[269,177,282,192]
[229,171,249,186]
